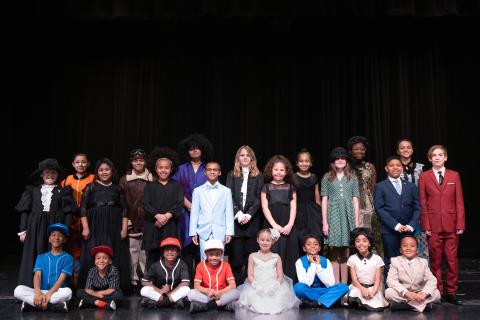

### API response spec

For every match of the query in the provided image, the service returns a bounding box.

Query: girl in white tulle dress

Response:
[238,228,300,314]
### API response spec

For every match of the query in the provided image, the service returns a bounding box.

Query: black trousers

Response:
[229,236,258,284]
[76,289,123,306]
[182,243,199,287]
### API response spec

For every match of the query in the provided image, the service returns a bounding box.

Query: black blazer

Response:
[226,172,264,237]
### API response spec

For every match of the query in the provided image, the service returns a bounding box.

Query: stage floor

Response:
[1,258,479,320]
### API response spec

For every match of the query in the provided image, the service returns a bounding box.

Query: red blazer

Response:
[419,169,465,233]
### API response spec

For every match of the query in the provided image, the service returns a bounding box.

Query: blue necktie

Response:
[393,180,402,195]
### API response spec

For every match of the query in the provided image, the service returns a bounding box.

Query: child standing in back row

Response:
[261,155,299,279]
[321,147,360,284]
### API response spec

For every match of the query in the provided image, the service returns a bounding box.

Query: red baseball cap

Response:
[91,245,114,258]
[160,237,182,250]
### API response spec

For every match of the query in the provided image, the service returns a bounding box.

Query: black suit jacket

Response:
[226,172,264,237]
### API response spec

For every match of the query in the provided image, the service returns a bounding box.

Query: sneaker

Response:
[423,303,433,312]
[300,299,320,309]
[223,302,235,312]
[20,301,36,312]
[78,299,85,309]
[174,298,185,309]
[105,300,116,311]
[48,301,68,313]
[140,298,157,309]
[189,301,208,314]
[390,301,413,311]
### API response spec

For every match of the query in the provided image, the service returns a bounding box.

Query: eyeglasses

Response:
[205,168,220,172]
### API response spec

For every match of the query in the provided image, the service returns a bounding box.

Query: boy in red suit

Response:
[419,145,465,305]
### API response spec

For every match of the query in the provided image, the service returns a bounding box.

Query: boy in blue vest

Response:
[294,235,348,308]
[14,223,73,312]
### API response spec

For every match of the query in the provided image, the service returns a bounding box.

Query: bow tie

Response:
[206,184,219,190]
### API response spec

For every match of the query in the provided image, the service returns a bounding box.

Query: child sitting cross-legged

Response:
[187,239,240,313]
[140,237,190,309]
[293,234,349,308]
[76,246,123,311]
[14,223,73,313]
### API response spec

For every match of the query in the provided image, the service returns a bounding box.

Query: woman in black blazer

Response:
[226,145,264,284]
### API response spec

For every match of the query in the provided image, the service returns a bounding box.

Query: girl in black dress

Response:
[226,145,264,284]
[79,158,131,292]
[261,155,298,280]
[293,149,323,246]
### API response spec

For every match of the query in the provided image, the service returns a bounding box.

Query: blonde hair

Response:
[427,145,448,159]
[233,145,260,177]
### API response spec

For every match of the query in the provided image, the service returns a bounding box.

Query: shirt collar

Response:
[206,181,220,189]
[388,177,402,183]
[357,252,373,260]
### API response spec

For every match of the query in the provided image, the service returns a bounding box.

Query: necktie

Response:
[438,171,444,186]
[393,180,402,195]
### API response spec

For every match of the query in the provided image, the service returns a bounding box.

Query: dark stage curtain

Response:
[6,15,479,257]
[7,0,480,19]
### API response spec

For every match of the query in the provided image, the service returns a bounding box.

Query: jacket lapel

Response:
[428,169,442,192]
[386,179,401,198]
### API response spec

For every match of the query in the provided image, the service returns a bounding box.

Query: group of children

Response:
[13,135,465,314]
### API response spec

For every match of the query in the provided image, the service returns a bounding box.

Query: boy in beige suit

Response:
[385,235,441,312]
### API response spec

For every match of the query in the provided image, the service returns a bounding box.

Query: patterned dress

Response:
[401,162,429,260]
[320,175,359,247]
[353,162,383,256]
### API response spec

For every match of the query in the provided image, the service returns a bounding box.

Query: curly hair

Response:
[346,136,369,151]
[263,155,294,185]
[232,145,260,177]
[350,227,375,253]
[177,133,214,163]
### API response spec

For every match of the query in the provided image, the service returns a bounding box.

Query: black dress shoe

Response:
[423,303,433,312]
[446,294,463,305]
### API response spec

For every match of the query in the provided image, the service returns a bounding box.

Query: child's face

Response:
[188,146,202,161]
[429,148,448,168]
[397,141,413,159]
[94,252,112,270]
[297,154,312,173]
[72,155,89,175]
[205,163,221,183]
[350,143,366,161]
[41,169,59,185]
[97,163,112,183]
[238,148,252,167]
[355,234,370,256]
[131,158,146,173]
[155,159,172,181]
[303,237,321,256]
[205,249,222,267]
[257,231,273,251]
[400,237,418,259]
[163,246,179,262]
[385,159,403,179]
[334,158,347,170]
[272,162,286,182]
[48,230,66,248]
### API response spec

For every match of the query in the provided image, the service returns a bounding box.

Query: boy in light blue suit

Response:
[374,156,420,279]
[190,162,234,260]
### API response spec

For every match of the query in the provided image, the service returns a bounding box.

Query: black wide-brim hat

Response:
[330,147,349,162]
[30,158,63,179]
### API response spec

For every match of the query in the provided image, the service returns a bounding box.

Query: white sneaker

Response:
[106,300,116,311]
[78,299,84,308]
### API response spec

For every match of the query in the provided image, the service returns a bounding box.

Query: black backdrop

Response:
[5,1,480,258]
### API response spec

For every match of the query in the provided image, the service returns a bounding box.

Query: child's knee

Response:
[140,286,152,297]
[14,285,29,299]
